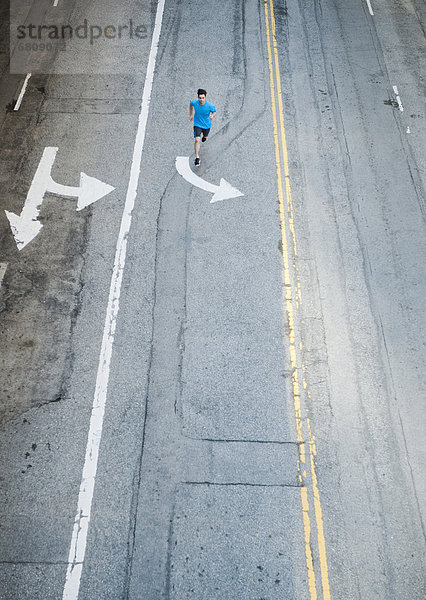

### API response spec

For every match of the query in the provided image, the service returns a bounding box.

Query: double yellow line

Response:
[263,1,331,598]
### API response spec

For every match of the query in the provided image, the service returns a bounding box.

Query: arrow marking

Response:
[175,156,244,203]
[5,147,115,250]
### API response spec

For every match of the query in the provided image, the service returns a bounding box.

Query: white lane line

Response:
[393,85,404,111]
[14,73,31,111]
[366,0,374,15]
[62,0,166,598]
[0,263,7,287]
[53,0,59,5]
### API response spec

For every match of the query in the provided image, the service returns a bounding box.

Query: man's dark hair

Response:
[197,88,207,96]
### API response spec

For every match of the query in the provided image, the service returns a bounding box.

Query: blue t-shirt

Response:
[190,99,216,129]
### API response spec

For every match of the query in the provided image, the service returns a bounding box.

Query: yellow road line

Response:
[307,416,331,600]
[263,1,331,598]
[269,3,298,261]
[263,2,317,598]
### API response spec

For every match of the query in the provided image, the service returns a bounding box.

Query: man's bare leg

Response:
[194,136,201,158]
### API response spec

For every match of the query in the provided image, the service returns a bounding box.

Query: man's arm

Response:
[189,102,194,121]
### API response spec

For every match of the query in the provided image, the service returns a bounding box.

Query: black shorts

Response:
[193,126,210,138]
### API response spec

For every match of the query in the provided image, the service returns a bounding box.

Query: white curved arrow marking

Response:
[175,156,243,203]
[5,147,115,250]
[48,172,115,211]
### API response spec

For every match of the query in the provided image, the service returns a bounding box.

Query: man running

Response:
[189,88,217,166]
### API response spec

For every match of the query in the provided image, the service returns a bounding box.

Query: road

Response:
[0,0,425,598]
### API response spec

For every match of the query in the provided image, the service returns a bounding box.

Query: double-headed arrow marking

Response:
[175,156,244,203]
[5,147,115,250]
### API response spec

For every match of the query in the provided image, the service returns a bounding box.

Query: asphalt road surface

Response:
[0,0,425,598]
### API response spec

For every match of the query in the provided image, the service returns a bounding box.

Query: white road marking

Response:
[53,0,59,5]
[366,0,374,15]
[14,73,31,111]
[407,126,411,134]
[393,85,404,111]
[62,0,166,598]
[175,156,244,203]
[4,147,115,250]
[0,263,7,287]
[49,172,115,211]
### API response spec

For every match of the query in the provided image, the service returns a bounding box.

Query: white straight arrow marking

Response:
[175,156,244,203]
[5,147,115,250]
[5,147,57,250]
